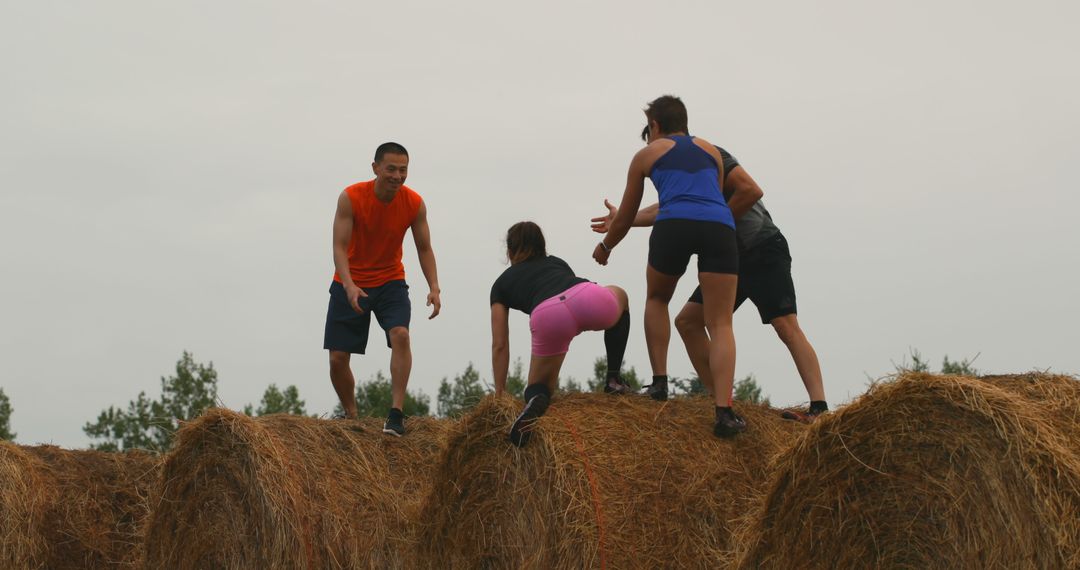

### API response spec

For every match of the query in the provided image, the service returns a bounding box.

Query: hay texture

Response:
[143,408,452,569]
[735,372,1080,569]
[417,392,805,569]
[0,441,161,569]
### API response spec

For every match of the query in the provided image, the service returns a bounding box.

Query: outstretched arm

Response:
[491,303,510,395]
[593,150,649,265]
[591,199,660,233]
[332,191,367,313]
[411,200,441,319]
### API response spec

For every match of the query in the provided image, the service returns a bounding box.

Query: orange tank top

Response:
[333,180,423,288]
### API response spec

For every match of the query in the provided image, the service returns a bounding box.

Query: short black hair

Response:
[641,125,650,142]
[644,95,688,135]
[374,142,408,163]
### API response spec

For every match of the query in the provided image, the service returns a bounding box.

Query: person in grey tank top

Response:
[591,132,829,421]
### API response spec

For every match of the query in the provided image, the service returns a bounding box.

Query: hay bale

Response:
[143,408,452,569]
[417,393,805,569]
[0,441,49,569]
[0,441,161,569]
[735,372,1080,569]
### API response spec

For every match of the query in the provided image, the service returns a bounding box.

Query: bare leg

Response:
[698,272,738,407]
[770,314,826,402]
[329,350,357,418]
[644,266,680,377]
[388,327,412,411]
[673,302,713,397]
[528,353,568,395]
[604,285,630,316]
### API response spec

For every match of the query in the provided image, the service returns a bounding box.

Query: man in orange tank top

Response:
[325,142,441,436]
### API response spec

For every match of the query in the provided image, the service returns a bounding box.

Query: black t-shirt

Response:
[490,255,588,314]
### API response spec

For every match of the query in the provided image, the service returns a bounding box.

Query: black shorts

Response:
[324,280,411,354]
[688,233,796,324]
[648,219,738,276]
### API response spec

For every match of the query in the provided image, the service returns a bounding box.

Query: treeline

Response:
[0,348,982,449]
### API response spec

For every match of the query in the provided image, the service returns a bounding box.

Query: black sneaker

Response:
[508,393,550,447]
[603,376,632,395]
[713,407,747,438]
[383,410,405,437]
[644,378,668,401]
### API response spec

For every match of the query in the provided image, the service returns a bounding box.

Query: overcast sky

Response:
[2,1,1077,447]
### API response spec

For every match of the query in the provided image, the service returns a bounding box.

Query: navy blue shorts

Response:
[324,280,411,354]
[688,233,796,324]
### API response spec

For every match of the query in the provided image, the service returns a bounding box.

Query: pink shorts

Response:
[529,282,620,356]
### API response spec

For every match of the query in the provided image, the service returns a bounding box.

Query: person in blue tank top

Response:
[592,95,746,437]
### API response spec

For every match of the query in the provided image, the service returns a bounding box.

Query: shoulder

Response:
[401,185,423,209]
[635,139,675,172]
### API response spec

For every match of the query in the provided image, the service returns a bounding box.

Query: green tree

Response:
[505,358,527,399]
[437,363,487,418]
[941,354,980,376]
[733,374,770,406]
[244,384,308,416]
[333,371,431,417]
[0,388,15,441]
[84,351,219,452]
[893,348,980,376]
[590,356,642,392]
[671,375,708,396]
[893,348,931,373]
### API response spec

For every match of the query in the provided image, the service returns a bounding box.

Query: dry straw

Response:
[142,408,452,569]
[735,372,1080,569]
[417,392,805,569]
[0,441,161,569]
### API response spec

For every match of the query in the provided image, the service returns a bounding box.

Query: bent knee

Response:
[388,327,411,346]
[328,351,351,369]
[674,313,699,334]
[771,316,803,345]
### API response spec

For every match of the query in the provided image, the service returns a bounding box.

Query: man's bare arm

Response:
[411,200,441,319]
[591,200,660,234]
[724,166,764,220]
[332,191,366,313]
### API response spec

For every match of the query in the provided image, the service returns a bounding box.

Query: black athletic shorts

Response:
[648,219,738,277]
[324,280,411,354]
[688,233,796,324]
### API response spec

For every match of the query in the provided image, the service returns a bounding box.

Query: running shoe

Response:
[383,410,406,437]
[603,376,633,395]
[781,408,824,424]
[713,407,747,438]
[644,378,668,401]
[509,393,551,447]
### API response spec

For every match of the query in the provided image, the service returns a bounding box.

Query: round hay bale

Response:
[0,441,161,569]
[143,408,452,569]
[735,372,1080,569]
[0,441,50,569]
[417,392,805,569]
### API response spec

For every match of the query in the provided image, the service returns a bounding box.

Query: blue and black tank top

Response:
[649,136,735,228]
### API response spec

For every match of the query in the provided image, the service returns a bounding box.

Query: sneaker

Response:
[383,410,405,437]
[331,411,355,420]
[644,378,668,401]
[781,408,825,424]
[713,407,747,438]
[508,393,551,447]
[603,376,633,395]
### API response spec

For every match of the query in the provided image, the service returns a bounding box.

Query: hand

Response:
[593,242,611,266]
[590,199,617,234]
[427,290,442,319]
[345,284,368,314]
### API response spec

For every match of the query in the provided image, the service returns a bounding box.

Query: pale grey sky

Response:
[2,1,1078,447]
